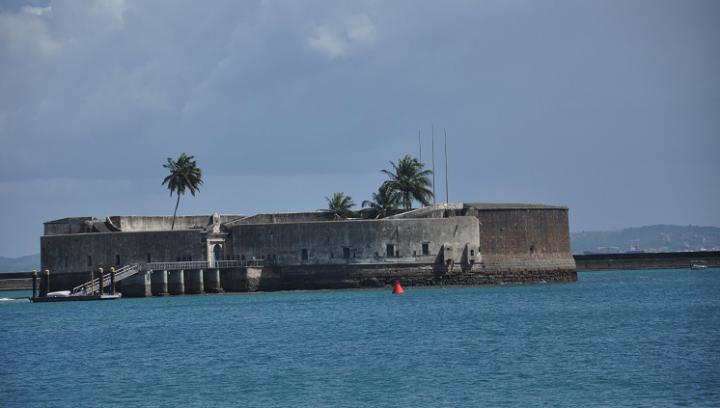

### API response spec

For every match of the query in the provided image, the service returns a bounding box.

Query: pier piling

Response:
[204,268,223,293]
[168,270,185,295]
[185,269,204,294]
[151,270,169,296]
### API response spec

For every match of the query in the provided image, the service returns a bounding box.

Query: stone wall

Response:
[227,216,481,266]
[228,212,332,225]
[575,251,720,271]
[41,230,205,274]
[109,214,243,232]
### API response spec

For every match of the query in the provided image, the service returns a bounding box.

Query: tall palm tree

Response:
[362,184,401,219]
[381,154,433,210]
[162,153,203,230]
[322,192,355,219]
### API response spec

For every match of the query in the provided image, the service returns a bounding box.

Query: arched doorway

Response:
[213,244,222,266]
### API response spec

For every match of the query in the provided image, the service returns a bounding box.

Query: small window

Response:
[422,243,429,256]
[147,253,151,263]
[353,250,356,258]
[115,255,120,266]
[177,256,181,261]
[87,255,92,267]
[343,247,350,259]
[386,244,395,258]
[301,249,308,261]
[470,249,475,256]
[189,255,192,261]
[413,250,417,257]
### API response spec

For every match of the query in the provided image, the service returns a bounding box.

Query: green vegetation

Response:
[361,184,401,219]
[323,192,356,219]
[323,153,433,220]
[381,154,433,210]
[162,153,203,230]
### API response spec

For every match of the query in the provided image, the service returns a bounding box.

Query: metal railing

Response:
[140,259,263,271]
[71,264,139,294]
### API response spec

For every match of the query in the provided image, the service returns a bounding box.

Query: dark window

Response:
[177,256,181,261]
[353,250,356,258]
[386,244,395,257]
[422,243,429,255]
[87,255,92,267]
[470,250,475,256]
[115,255,120,266]
[189,255,192,261]
[147,253,151,263]
[343,247,350,259]
[413,250,417,257]
[301,249,308,261]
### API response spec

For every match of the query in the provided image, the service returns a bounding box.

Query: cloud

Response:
[307,14,377,58]
[21,5,52,16]
[0,7,60,56]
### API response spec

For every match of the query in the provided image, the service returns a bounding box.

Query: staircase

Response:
[71,264,140,295]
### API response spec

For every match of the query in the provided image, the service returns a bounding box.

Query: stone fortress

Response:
[40,203,577,296]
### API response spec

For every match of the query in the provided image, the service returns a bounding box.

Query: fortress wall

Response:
[231,212,332,225]
[44,217,94,235]
[109,215,242,232]
[475,208,571,254]
[474,208,575,274]
[41,230,205,275]
[228,216,480,266]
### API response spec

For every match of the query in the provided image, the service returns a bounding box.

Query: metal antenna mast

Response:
[431,124,436,205]
[418,129,422,162]
[444,128,449,204]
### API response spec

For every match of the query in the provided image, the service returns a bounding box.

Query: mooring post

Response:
[97,268,104,295]
[110,267,116,295]
[43,269,50,296]
[90,268,95,295]
[32,270,37,300]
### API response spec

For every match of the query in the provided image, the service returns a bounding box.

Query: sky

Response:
[0,0,718,257]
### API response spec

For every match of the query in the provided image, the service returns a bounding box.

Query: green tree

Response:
[322,192,355,219]
[361,184,401,219]
[162,153,203,230]
[381,154,433,210]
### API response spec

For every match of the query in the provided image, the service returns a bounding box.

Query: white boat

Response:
[690,261,708,270]
[46,290,71,297]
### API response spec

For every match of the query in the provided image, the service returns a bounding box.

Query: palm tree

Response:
[381,154,433,210]
[162,153,203,230]
[322,192,355,219]
[362,184,401,219]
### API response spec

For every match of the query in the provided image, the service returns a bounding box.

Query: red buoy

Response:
[392,281,404,294]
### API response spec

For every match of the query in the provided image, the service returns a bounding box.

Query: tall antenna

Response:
[431,124,436,205]
[418,129,422,162]
[444,128,449,204]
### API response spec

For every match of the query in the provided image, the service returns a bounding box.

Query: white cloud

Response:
[91,0,127,30]
[21,5,52,16]
[0,10,61,57]
[307,14,378,59]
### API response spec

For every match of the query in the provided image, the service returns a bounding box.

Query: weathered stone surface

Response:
[151,270,168,296]
[203,269,223,293]
[185,269,204,294]
[122,272,151,297]
[39,203,578,293]
[168,270,185,295]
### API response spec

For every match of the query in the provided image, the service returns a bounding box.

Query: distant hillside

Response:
[571,225,720,254]
[0,254,40,272]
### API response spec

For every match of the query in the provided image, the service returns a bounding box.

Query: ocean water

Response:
[1,269,719,407]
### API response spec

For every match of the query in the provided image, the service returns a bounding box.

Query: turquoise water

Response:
[1,269,719,407]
